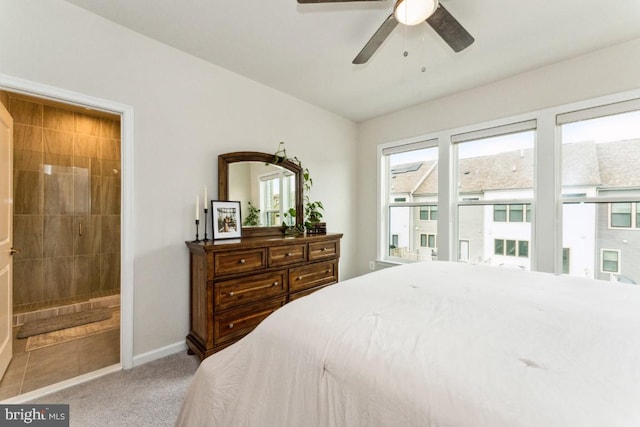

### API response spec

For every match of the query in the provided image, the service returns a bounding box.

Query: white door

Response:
[0,101,13,380]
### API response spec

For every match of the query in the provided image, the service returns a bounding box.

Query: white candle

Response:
[204,186,208,208]
[196,195,200,221]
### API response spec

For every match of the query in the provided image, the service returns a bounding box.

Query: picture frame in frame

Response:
[211,200,242,240]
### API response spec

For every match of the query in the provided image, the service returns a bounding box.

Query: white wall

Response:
[0,0,357,359]
[357,37,640,276]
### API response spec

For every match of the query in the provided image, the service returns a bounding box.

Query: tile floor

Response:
[0,325,120,400]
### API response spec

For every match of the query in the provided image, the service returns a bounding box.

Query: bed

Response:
[176,261,640,426]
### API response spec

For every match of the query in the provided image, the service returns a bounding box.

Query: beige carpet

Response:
[25,307,120,351]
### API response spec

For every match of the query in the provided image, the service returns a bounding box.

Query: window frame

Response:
[601,249,621,274]
[377,89,640,273]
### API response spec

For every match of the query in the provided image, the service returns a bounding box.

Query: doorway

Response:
[0,90,123,399]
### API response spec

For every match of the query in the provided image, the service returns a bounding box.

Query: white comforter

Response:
[176,261,640,427]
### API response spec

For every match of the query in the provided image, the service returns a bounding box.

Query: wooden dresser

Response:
[185,232,343,360]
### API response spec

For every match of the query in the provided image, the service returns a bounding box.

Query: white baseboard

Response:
[132,341,187,367]
[1,364,122,404]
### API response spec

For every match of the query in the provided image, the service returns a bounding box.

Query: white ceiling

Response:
[64,0,640,122]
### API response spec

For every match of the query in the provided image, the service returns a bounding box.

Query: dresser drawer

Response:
[289,260,338,293]
[215,270,287,310]
[213,249,266,276]
[268,243,307,267]
[214,297,286,344]
[309,240,338,261]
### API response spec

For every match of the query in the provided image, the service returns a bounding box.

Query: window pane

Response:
[506,240,516,256]
[602,250,619,273]
[494,239,504,255]
[611,203,632,227]
[428,235,436,248]
[419,207,428,220]
[386,145,438,263]
[518,240,529,257]
[525,204,532,222]
[561,111,640,194]
[430,206,438,221]
[509,205,524,222]
[494,205,507,222]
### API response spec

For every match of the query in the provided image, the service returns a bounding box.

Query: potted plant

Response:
[243,201,261,226]
[271,142,325,234]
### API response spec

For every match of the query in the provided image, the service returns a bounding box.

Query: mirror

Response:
[218,152,303,237]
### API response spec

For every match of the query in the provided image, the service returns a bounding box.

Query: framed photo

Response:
[211,200,242,239]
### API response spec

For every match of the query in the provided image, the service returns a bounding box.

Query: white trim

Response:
[0,73,135,370]
[381,138,438,155]
[451,119,537,144]
[557,97,640,125]
[1,364,122,403]
[132,341,187,367]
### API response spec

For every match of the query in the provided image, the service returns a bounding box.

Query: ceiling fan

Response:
[297,0,474,64]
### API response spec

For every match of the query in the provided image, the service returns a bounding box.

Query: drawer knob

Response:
[286,252,292,257]
[273,281,279,286]
[297,276,302,281]
[321,247,327,252]
[239,258,246,264]
[228,323,234,329]
[229,291,235,296]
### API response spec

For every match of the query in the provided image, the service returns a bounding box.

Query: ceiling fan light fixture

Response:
[393,0,438,26]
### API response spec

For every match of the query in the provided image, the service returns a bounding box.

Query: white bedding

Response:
[176,261,640,426]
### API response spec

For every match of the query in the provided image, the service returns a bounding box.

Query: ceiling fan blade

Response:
[352,14,398,64]
[426,4,474,52]
[298,0,385,3]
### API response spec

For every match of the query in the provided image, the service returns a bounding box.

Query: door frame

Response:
[0,73,134,370]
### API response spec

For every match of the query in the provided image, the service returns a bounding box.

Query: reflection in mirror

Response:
[228,162,296,227]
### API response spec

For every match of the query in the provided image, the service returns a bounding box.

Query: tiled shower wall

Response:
[7,95,121,313]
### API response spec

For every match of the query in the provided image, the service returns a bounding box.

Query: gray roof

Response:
[391,139,640,196]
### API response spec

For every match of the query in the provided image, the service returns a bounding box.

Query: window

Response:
[601,249,620,273]
[509,205,524,222]
[493,205,507,222]
[419,205,438,221]
[455,122,535,269]
[560,102,640,281]
[518,240,529,258]
[260,171,294,226]
[493,204,530,223]
[383,141,439,262]
[494,239,529,258]
[378,92,640,278]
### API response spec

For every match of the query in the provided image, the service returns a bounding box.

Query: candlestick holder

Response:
[203,208,210,242]
[193,219,200,242]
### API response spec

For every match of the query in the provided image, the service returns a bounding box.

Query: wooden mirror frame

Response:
[218,151,304,238]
